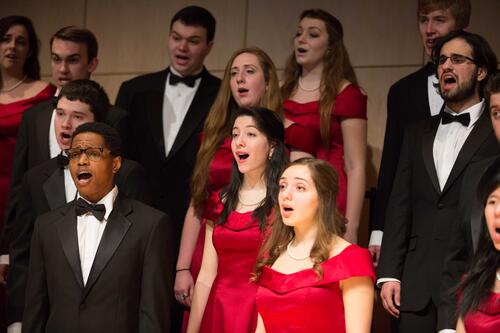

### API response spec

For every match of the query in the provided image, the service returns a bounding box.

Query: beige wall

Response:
[5,0,500,240]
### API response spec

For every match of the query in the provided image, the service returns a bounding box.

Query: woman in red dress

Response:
[456,158,500,333]
[174,47,282,329]
[0,15,55,331]
[281,9,367,243]
[254,158,375,333]
[187,107,288,333]
[174,47,282,331]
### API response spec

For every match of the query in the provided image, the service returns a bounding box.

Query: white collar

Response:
[77,185,119,220]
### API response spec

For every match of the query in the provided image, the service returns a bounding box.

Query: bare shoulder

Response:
[329,236,351,258]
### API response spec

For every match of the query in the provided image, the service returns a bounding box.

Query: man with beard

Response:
[377,30,499,333]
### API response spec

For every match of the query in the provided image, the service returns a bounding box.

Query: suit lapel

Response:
[43,167,66,210]
[415,64,434,117]
[82,195,132,299]
[55,205,84,289]
[167,68,212,160]
[421,116,441,194]
[441,111,492,194]
[147,92,168,160]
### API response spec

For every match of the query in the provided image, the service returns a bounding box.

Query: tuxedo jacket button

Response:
[437,203,444,209]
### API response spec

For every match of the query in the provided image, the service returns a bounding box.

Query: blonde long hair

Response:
[253,158,347,280]
[280,9,358,148]
[190,47,282,216]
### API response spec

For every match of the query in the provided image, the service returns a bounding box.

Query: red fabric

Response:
[256,244,375,333]
[182,136,233,332]
[464,292,500,333]
[283,84,367,214]
[0,84,56,231]
[199,210,262,333]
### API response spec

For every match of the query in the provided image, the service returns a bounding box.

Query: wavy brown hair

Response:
[190,47,282,217]
[280,9,358,148]
[253,158,347,281]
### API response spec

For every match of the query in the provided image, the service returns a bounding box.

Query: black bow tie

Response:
[168,69,202,88]
[75,198,106,221]
[441,112,470,127]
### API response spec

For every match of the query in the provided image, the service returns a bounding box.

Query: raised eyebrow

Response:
[293,177,310,184]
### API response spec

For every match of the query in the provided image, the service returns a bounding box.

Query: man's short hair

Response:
[57,79,110,122]
[170,6,216,43]
[486,72,500,102]
[72,122,123,157]
[418,0,471,29]
[50,26,98,60]
[432,30,498,98]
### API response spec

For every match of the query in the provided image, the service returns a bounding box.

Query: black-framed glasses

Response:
[437,54,476,66]
[65,147,109,161]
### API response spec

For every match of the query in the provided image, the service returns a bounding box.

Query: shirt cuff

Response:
[369,230,383,246]
[438,330,456,333]
[7,322,22,333]
[0,254,9,265]
[376,277,400,288]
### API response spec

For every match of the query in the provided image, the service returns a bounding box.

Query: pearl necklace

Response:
[286,241,310,261]
[298,77,320,92]
[0,75,27,92]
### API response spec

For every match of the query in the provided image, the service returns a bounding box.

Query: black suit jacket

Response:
[1,100,128,254]
[6,157,152,324]
[116,67,220,244]
[377,110,499,312]
[437,155,499,330]
[372,64,435,232]
[23,194,173,333]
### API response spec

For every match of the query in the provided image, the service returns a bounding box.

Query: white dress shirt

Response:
[162,66,201,157]
[433,100,484,190]
[77,186,118,285]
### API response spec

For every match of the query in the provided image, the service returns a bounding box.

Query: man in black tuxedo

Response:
[23,122,173,333]
[5,80,152,332]
[0,26,128,282]
[370,0,471,265]
[115,6,220,244]
[437,71,500,331]
[377,30,499,333]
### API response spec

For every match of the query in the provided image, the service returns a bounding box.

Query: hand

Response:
[368,245,381,267]
[0,264,8,285]
[174,270,194,307]
[380,281,401,318]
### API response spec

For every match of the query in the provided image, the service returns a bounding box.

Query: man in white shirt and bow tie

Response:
[377,30,499,333]
[23,122,173,333]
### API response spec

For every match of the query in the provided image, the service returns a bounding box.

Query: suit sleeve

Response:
[6,174,36,324]
[1,109,32,255]
[115,81,131,112]
[372,85,404,232]
[21,218,49,333]
[139,214,174,333]
[377,126,413,280]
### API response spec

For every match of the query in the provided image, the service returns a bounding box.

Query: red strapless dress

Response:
[464,292,500,333]
[199,210,262,333]
[256,244,375,333]
[283,84,367,214]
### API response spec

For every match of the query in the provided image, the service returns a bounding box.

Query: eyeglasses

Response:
[65,147,109,161]
[437,54,476,66]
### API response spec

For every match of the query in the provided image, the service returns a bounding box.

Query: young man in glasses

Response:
[5,80,152,333]
[22,122,173,333]
[370,0,471,264]
[377,30,499,333]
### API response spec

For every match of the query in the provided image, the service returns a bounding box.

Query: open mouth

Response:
[5,53,17,59]
[238,87,249,93]
[76,171,93,185]
[238,153,249,161]
[281,205,294,218]
[496,227,500,235]
[297,47,307,54]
